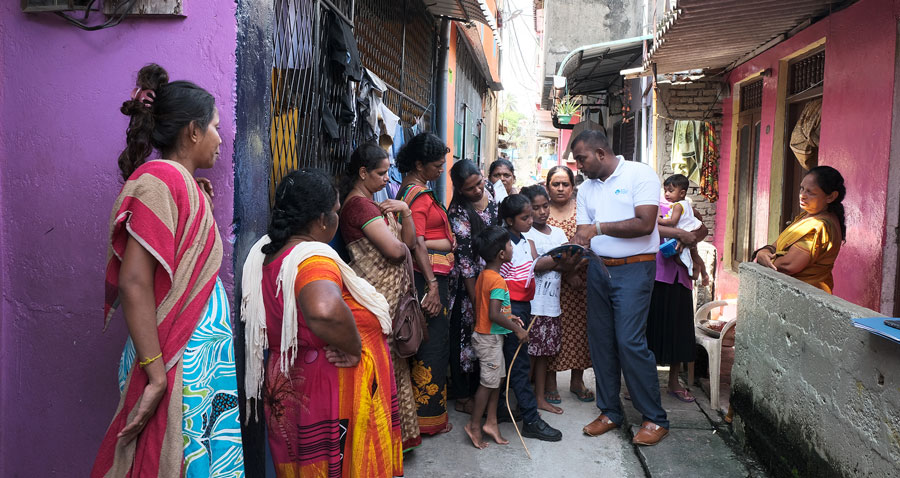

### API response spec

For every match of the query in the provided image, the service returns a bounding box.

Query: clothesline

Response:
[653,113,717,124]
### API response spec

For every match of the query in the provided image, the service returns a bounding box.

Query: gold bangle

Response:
[139,352,163,368]
[403,212,413,218]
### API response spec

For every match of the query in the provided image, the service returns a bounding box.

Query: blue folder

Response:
[851,317,900,345]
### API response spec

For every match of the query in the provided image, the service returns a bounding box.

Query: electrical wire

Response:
[506,17,538,83]
[54,0,139,31]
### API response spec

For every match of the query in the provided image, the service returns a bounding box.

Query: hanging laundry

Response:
[357,69,389,140]
[326,10,362,81]
[320,103,340,139]
[337,82,356,125]
[379,103,401,140]
[391,123,406,159]
[671,120,702,185]
[699,121,719,203]
[789,98,822,170]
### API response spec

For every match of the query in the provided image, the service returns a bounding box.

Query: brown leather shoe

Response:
[582,414,619,437]
[632,421,669,445]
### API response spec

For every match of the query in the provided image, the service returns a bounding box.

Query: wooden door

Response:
[732,110,762,268]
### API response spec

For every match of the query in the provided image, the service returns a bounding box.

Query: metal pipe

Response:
[384,83,427,111]
[321,0,353,26]
[399,0,409,120]
[433,17,451,204]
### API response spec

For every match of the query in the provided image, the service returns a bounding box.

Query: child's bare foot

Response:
[464,422,488,449]
[482,423,509,445]
[537,399,564,414]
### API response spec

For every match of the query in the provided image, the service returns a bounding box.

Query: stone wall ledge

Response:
[732,263,900,478]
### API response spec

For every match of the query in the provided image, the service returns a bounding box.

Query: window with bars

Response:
[22,0,183,14]
[269,0,436,202]
[740,79,763,112]
[731,78,763,269]
[780,48,825,230]
[455,31,487,165]
[789,50,824,96]
[21,0,90,12]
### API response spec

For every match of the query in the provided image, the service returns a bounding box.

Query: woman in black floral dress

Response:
[447,159,499,413]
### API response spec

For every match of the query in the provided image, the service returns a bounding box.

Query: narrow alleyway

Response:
[403,369,767,477]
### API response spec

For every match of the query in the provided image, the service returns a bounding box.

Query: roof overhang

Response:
[426,0,503,49]
[554,35,651,97]
[644,0,851,74]
[458,23,503,91]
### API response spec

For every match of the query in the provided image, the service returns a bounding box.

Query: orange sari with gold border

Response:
[262,254,402,478]
[774,212,842,293]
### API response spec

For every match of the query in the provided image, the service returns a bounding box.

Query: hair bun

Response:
[120,64,169,117]
[137,63,169,91]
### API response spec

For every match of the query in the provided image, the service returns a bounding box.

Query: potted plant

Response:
[555,95,581,124]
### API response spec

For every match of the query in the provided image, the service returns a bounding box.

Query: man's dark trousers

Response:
[586,259,669,428]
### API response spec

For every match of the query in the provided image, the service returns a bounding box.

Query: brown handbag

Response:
[393,246,428,358]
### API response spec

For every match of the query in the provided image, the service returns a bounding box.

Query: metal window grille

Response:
[789,50,825,96]
[21,0,91,12]
[454,32,487,164]
[740,79,763,112]
[355,0,435,127]
[269,0,436,203]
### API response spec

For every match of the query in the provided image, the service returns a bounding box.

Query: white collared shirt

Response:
[576,156,661,258]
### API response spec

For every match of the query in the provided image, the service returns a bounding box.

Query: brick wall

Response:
[732,263,900,477]
[656,81,724,242]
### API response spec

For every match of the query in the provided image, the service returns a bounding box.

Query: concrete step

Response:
[630,425,750,478]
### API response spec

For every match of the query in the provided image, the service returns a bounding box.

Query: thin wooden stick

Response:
[505,318,538,460]
[503,249,604,459]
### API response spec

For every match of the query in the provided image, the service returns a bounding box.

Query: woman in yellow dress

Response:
[754,166,846,293]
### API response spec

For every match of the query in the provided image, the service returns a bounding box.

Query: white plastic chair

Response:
[687,298,737,412]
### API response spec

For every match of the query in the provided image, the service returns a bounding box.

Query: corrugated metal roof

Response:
[424,0,485,22]
[644,0,848,74]
[458,24,503,90]
[426,0,502,48]
[556,35,650,96]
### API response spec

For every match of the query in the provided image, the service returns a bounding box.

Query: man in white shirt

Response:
[571,130,669,446]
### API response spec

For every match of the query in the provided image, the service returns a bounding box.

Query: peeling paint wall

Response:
[0,4,237,475]
[233,0,273,473]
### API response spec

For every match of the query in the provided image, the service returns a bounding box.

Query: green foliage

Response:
[499,96,526,148]
[556,95,581,116]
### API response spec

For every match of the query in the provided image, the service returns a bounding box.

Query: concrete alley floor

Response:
[402,368,768,478]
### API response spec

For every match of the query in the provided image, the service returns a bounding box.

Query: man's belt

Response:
[600,253,656,267]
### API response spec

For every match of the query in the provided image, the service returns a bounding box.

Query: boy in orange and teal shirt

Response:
[464,226,528,450]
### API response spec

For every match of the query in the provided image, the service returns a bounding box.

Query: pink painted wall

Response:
[0,4,237,476]
[713,0,898,310]
[556,114,581,170]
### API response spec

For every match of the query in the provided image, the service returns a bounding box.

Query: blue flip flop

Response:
[571,388,595,402]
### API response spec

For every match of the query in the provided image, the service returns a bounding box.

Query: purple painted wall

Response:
[0,4,237,475]
[713,0,899,310]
